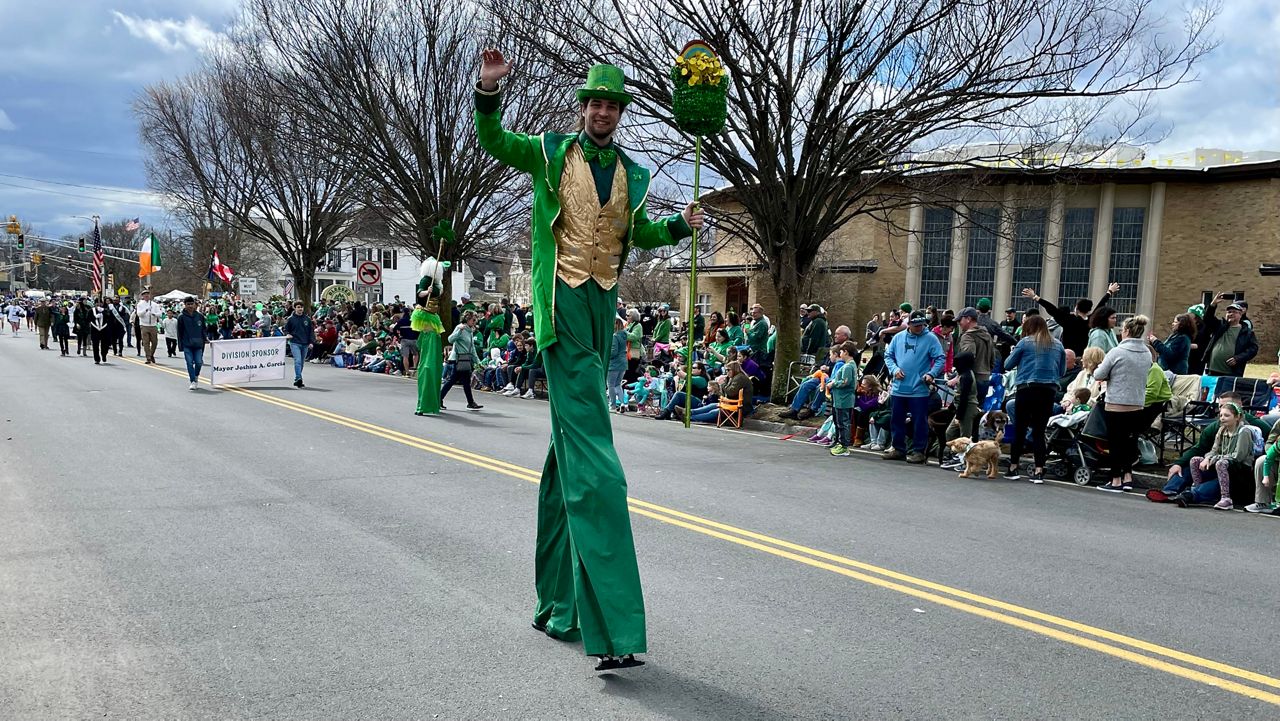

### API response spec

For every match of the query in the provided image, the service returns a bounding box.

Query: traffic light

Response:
[78,236,86,253]
[16,233,23,250]
[4,215,18,235]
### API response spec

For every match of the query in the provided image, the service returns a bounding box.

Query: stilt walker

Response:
[474,49,705,670]
[412,222,452,417]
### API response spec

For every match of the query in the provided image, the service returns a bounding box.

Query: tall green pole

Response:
[683,136,702,429]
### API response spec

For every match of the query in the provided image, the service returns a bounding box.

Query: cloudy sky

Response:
[0,0,1276,239]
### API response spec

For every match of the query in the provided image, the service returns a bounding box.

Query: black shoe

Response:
[467,403,483,410]
[1002,460,1021,480]
[294,379,304,388]
[594,654,645,672]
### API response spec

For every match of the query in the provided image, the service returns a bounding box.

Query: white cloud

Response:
[0,109,15,131]
[111,11,221,53]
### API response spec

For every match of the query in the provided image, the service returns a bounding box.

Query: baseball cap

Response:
[957,307,980,320]
[907,311,929,326]
[1227,302,1245,311]
[1005,307,1016,313]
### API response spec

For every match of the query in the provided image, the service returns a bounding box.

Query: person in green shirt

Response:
[705,328,733,370]
[724,311,745,346]
[826,341,860,456]
[651,304,672,346]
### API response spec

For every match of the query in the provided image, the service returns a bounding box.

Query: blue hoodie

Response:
[885,327,945,398]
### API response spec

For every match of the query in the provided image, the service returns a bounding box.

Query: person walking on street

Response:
[89,301,111,365]
[50,302,70,356]
[33,299,53,350]
[73,298,93,355]
[476,49,701,670]
[105,298,129,357]
[162,310,179,357]
[438,310,482,410]
[134,290,163,364]
[6,301,25,335]
[283,301,315,388]
[176,297,208,388]
[882,311,945,463]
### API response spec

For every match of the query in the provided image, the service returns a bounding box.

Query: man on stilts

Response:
[412,252,449,417]
[475,49,703,670]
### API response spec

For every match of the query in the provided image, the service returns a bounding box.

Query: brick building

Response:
[679,151,1280,353]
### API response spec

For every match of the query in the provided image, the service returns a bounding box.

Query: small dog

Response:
[979,410,1009,442]
[946,436,1001,479]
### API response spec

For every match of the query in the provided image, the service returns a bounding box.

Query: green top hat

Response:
[576,64,633,106]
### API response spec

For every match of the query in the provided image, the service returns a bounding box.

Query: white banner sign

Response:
[208,337,287,387]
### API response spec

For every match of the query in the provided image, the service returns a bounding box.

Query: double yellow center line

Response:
[128,358,1280,707]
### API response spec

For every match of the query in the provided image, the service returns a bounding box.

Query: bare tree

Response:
[618,249,681,307]
[499,0,1215,398]
[224,0,569,321]
[135,56,363,308]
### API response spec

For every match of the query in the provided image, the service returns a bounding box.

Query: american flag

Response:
[283,279,295,297]
[123,218,140,232]
[91,220,104,295]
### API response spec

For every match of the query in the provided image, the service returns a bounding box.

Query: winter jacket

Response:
[801,315,830,357]
[1152,332,1192,375]
[1087,328,1118,353]
[1200,305,1259,377]
[1175,415,1272,470]
[1003,337,1067,387]
[608,330,628,373]
[1092,338,1151,407]
[1035,292,1112,356]
[176,310,207,349]
[448,323,478,362]
[956,327,995,383]
[283,314,316,347]
[884,329,946,398]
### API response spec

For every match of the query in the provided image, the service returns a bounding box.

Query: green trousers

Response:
[415,331,442,415]
[534,279,646,657]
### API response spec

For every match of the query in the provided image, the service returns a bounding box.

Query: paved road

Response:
[1,332,1278,720]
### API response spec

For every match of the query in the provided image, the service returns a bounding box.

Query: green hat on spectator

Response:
[1187,303,1205,318]
[977,297,992,312]
[898,302,913,312]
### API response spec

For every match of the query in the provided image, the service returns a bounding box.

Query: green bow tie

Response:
[581,144,617,168]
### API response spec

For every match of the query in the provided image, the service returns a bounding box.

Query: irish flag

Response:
[138,234,163,277]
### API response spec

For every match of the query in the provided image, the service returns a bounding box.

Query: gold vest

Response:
[554,143,629,290]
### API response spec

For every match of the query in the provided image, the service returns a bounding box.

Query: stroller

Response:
[1045,410,1109,485]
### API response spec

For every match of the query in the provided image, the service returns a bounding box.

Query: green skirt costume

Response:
[413,308,443,415]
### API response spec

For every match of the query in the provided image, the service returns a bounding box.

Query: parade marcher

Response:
[134,290,163,364]
[6,300,25,335]
[283,301,315,389]
[34,299,53,350]
[162,310,179,357]
[176,297,207,389]
[412,255,447,416]
[476,50,701,670]
[105,297,129,357]
[50,302,70,356]
[89,300,111,365]
[73,298,92,355]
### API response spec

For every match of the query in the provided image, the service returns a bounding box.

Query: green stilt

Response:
[533,279,646,657]
[415,328,442,415]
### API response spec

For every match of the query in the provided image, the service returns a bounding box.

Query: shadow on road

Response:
[599,665,790,721]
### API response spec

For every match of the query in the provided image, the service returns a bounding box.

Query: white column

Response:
[1089,182,1116,302]
[1040,184,1066,305]
[992,185,1017,312]
[1137,182,1165,318]
[947,203,969,310]
[905,199,924,302]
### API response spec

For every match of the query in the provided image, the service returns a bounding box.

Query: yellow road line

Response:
[124,358,1280,705]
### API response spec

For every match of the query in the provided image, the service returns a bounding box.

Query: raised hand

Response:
[1020,288,1037,300]
[479,48,512,90]
[1107,282,1120,295]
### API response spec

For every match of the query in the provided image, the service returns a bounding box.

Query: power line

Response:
[0,180,169,209]
[0,171,160,198]
[0,141,140,160]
